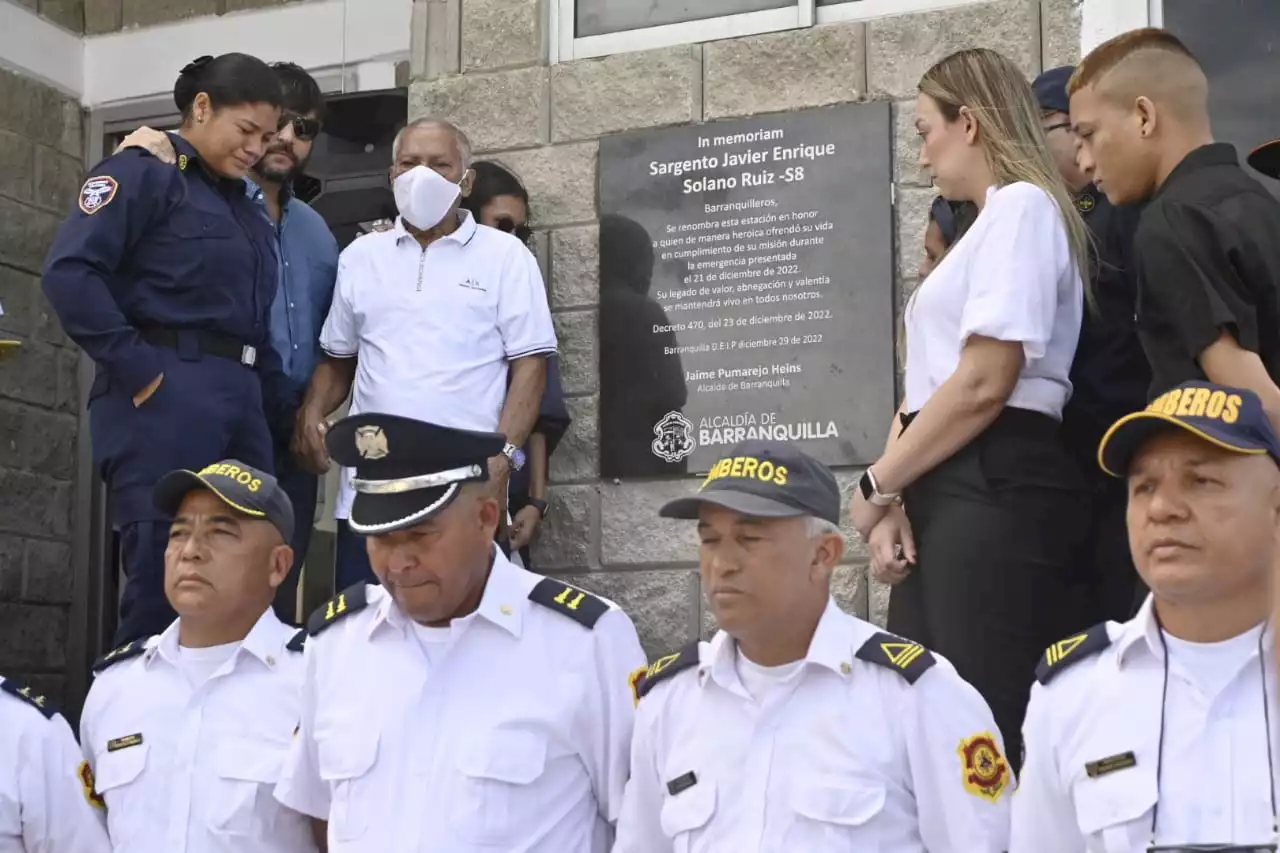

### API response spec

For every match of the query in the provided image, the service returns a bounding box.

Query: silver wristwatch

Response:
[858,467,899,507]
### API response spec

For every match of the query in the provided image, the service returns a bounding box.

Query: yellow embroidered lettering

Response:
[1206,390,1227,418]
[773,465,788,486]
[248,478,261,492]
[757,461,775,482]
[1162,389,1182,415]
[1223,394,1242,423]
[1189,387,1211,417]
[1175,391,1196,416]
[741,457,759,479]
[729,456,745,477]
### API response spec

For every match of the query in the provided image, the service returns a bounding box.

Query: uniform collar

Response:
[1115,592,1275,666]
[368,545,527,640]
[1153,142,1241,200]
[146,608,290,671]
[393,209,479,247]
[702,597,854,688]
[168,131,250,194]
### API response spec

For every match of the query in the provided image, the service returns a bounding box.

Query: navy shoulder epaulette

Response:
[855,631,937,685]
[528,578,609,629]
[0,679,56,719]
[285,629,307,653]
[92,640,148,673]
[636,642,700,699]
[1035,623,1111,685]
[306,583,370,637]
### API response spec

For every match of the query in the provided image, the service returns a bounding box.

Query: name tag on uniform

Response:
[1085,751,1136,778]
[107,733,143,752]
[667,772,697,796]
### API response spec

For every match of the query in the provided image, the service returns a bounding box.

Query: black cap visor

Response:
[348,483,465,535]
[1097,411,1268,478]
[153,469,269,521]
[1248,139,1280,179]
[659,490,811,521]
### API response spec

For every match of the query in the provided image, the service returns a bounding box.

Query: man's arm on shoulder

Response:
[904,661,1011,853]
[1010,683,1087,853]
[42,151,174,397]
[611,682,674,853]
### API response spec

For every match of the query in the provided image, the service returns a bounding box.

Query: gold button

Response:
[840,662,852,675]
[500,605,513,616]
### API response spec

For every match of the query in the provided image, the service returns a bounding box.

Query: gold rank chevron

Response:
[881,641,926,670]
[1045,633,1088,666]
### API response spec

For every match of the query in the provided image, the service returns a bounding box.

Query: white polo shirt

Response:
[320,211,558,519]
[904,182,1083,419]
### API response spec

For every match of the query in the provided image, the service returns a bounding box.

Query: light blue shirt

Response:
[244,177,339,405]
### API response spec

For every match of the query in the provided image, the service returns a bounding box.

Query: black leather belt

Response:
[140,328,258,369]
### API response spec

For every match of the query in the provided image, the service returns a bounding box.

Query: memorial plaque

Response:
[598,102,895,478]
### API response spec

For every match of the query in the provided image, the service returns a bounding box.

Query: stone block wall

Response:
[413,0,1081,659]
[83,0,321,34]
[0,66,85,704]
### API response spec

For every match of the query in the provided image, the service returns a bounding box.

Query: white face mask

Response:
[393,165,463,230]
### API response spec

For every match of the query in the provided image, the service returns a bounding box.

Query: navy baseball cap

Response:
[1247,138,1280,179]
[153,459,296,542]
[1098,381,1280,477]
[660,440,841,525]
[1032,65,1074,114]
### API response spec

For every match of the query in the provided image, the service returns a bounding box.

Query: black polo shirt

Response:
[1062,186,1151,474]
[1132,143,1280,397]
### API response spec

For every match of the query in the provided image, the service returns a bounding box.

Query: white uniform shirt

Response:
[613,600,1013,852]
[78,611,313,853]
[320,211,558,519]
[1011,595,1279,852]
[274,549,647,852]
[905,181,1083,418]
[0,677,110,853]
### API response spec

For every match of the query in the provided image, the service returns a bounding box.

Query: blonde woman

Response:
[849,48,1092,771]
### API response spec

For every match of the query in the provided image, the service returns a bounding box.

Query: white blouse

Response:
[904,182,1083,419]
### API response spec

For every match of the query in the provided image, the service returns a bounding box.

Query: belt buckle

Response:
[240,345,257,367]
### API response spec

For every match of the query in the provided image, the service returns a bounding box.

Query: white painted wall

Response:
[1080,0,1154,55]
[0,0,411,106]
[0,0,81,96]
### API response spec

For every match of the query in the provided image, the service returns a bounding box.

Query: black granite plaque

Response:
[599,102,895,478]
[1165,0,1280,197]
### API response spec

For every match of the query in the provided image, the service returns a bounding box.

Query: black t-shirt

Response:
[1062,186,1151,473]
[1133,143,1280,397]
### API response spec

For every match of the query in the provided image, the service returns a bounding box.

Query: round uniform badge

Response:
[77,760,105,809]
[1075,192,1095,213]
[958,732,1010,802]
[78,176,119,215]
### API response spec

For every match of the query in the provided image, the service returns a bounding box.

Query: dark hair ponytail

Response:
[173,52,282,120]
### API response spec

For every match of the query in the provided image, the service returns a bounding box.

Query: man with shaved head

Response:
[293,116,557,589]
[1011,382,1280,848]
[1069,28,1280,434]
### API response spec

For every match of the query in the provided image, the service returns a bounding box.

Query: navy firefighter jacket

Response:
[41,133,289,418]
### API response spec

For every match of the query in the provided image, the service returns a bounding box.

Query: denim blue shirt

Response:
[244,178,339,406]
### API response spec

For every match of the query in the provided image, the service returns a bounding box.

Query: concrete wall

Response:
[410,0,1084,659]
[0,64,85,703]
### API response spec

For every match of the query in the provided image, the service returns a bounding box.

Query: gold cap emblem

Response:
[354,425,389,460]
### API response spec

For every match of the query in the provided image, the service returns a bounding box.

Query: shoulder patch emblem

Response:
[78,760,105,809]
[528,578,609,629]
[627,665,648,706]
[958,732,1011,802]
[286,629,307,653]
[855,631,937,684]
[79,176,119,215]
[636,642,700,699]
[306,583,369,637]
[1035,622,1111,685]
[0,679,55,718]
[92,640,148,673]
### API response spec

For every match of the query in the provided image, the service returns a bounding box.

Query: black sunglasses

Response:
[278,113,321,142]
[494,217,533,246]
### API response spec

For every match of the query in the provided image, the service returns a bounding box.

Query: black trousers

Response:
[887,407,1092,773]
